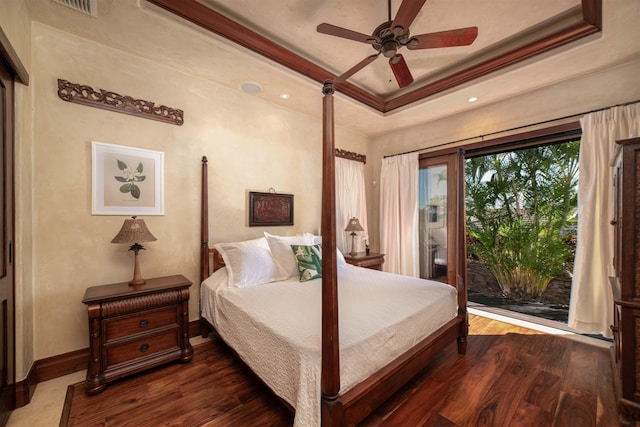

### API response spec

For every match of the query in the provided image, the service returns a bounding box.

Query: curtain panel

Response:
[380,153,419,276]
[569,104,640,336]
[335,157,368,254]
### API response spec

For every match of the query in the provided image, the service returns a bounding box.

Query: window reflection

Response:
[419,165,447,280]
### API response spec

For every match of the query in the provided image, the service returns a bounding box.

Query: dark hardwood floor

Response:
[60,315,619,426]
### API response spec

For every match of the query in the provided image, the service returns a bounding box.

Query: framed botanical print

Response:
[92,141,164,215]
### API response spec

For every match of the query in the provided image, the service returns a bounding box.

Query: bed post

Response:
[456,148,468,354]
[201,156,210,283]
[200,156,211,338]
[320,80,344,426]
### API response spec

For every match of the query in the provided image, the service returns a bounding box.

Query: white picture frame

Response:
[92,141,164,215]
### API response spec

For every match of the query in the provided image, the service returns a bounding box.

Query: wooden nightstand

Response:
[82,275,194,394]
[343,251,385,270]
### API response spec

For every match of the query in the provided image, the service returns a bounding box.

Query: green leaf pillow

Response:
[291,244,322,282]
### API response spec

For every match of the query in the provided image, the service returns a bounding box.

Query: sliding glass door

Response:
[418,152,463,285]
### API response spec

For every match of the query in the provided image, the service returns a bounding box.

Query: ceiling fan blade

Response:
[336,54,380,83]
[389,54,414,88]
[407,27,478,49]
[317,23,377,44]
[391,0,428,36]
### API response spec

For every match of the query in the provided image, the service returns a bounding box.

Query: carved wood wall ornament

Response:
[335,148,366,164]
[57,79,184,126]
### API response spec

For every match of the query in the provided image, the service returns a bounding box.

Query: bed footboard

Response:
[334,316,463,426]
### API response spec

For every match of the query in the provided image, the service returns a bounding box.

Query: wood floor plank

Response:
[596,347,619,427]
[470,351,538,426]
[553,390,596,427]
[420,413,456,426]
[539,336,572,376]
[510,401,554,426]
[60,314,618,427]
[525,370,562,415]
[434,345,506,424]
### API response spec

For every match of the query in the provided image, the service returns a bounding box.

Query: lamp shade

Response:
[344,217,364,233]
[111,216,156,286]
[111,216,157,244]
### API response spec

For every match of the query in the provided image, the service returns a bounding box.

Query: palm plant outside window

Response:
[465,141,580,299]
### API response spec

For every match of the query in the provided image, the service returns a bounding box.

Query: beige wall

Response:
[0,0,31,72]
[27,23,369,366]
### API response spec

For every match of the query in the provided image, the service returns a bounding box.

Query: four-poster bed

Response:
[199,81,468,426]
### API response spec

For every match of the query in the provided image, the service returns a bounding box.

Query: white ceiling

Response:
[25,0,639,137]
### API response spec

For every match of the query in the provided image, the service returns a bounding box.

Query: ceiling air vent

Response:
[52,0,97,17]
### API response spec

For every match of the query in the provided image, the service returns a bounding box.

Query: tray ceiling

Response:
[148,0,600,113]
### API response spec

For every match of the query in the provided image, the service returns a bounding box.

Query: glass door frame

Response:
[419,149,466,287]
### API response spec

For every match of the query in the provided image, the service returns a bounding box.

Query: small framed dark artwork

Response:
[249,191,294,226]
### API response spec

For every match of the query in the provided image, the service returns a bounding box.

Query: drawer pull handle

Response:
[140,344,149,352]
[139,320,149,328]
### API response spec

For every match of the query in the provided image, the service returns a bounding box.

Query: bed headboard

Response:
[210,248,224,273]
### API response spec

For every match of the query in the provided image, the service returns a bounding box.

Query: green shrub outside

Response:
[465,141,579,299]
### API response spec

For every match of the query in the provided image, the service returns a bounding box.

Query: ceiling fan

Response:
[317,0,478,88]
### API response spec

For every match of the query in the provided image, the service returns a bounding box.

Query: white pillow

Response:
[214,237,286,288]
[264,232,314,278]
[311,235,347,268]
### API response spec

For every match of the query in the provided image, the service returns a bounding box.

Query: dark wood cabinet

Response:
[343,252,385,270]
[82,275,193,394]
[610,137,640,425]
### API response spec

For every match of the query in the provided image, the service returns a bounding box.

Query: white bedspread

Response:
[201,265,457,427]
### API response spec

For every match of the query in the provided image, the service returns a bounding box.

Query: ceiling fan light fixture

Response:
[382,40,399,58]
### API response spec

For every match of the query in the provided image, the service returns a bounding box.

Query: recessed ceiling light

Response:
[468,96,478,103]
[241,82,263,94]
[279,93,290,100]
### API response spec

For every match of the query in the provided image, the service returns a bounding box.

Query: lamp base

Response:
[350,233,357,257]
[129,251,146,287]
[128,278,146,286]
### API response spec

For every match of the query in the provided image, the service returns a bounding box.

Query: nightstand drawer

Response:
[104,306,177,342]
[343,252,385,270]
[105,328,180,367]
[354,257,383,269]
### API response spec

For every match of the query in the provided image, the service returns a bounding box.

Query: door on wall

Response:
[0,56,15,424]
[418,151,465,286]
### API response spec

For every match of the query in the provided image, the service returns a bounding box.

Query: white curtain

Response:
[380,153,419,276]
[336,157,368,254]
[569,104,640,336]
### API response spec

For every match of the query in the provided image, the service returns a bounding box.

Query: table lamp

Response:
[344,217,364,256]
[111,216,157,286]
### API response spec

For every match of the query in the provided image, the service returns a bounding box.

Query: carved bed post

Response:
[200,156,211,338]
[320,80,344,426]
[201,156,210,284]
[456,148,468,354]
